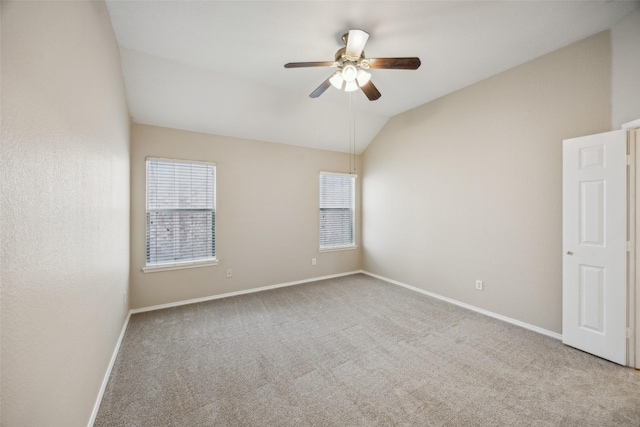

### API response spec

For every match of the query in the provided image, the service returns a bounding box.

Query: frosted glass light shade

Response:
[329,72,344,89]
[344,81,358,92]
[342,65,358,82]
[356,70,371,87]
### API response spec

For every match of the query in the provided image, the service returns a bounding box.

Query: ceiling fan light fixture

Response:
[356,69,371,87]
[341,64,358,82]
[329,72,344,89]
[344,80,359,93]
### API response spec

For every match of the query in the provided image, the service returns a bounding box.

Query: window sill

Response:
[319,245,358,253]
[142,259,218,273]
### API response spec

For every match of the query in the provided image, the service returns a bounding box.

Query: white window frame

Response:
[143,157,218,273]
[319,171,358,252]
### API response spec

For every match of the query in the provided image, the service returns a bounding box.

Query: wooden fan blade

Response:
[345,29,369,59]
[360,80,381,101]
[367,57,421,70]
[284,61,335,68]
[310,76,333,98]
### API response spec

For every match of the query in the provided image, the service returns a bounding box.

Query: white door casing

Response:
[562,130,627,365]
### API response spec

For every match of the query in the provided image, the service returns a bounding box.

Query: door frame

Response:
[628,128,636,368]
[622,119,640,369]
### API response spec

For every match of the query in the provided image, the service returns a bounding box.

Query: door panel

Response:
[578,264,603,332]
[579,180,604,245]
[563,130,627,365]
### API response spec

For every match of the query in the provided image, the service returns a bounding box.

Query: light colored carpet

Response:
[95,274,640,426]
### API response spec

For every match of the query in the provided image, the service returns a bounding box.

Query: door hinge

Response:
[627,241,633,252]
[627,154,632,165]
[627,328,633,339]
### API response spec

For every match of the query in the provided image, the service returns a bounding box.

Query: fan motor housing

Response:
[334,47,366,68]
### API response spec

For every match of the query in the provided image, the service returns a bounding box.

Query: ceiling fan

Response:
[284,29,421,101]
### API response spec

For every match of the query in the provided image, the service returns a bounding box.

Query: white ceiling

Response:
[107,0,639,154]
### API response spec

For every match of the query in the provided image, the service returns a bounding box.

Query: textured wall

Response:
[1,1,130,425]
[362,32,611,334]
[612,8,640,128]
[130,124,361,309]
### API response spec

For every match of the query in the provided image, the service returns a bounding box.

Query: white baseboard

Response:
[130,270,363,314]
[88,311,131,427]
[362,270,562,340]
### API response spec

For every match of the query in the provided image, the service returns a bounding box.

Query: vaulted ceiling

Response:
[106,1,639,153]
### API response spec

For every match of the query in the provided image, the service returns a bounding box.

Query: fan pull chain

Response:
[348,92,356,174]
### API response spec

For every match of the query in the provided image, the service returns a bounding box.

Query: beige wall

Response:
[130,124,361,309]
[1,1,130,426]
[362,32,612,334]
[612,8,640,129]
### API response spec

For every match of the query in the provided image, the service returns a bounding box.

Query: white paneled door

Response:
[563,130,628,365]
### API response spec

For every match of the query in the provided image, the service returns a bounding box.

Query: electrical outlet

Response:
[312,258,317,266]
[226,269,232,278]
[475,280,483,291]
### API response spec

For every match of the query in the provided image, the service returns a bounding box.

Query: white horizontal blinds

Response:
[320,173,355,249]
[146,159,216,265]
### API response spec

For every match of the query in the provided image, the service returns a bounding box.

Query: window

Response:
[319,172,356,250]
[145,158,216,272]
